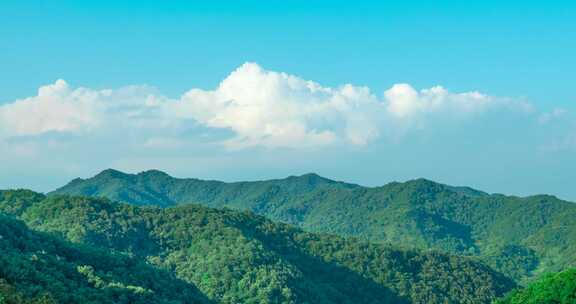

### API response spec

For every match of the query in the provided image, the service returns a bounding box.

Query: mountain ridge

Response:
[56,169,563,201]
[55,169,491,195]
[50,169,576,284]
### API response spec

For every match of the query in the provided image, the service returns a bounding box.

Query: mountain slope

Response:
[1,190,515,304]
[52,169,576,283]
[0,213,211,303]
[496,268,576,304]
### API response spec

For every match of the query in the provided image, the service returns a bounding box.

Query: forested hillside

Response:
[496,268,576,304]
[0,205,211,303]
[0,190,514,304]
[52,169,576,283]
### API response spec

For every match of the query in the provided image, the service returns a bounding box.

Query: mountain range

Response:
[52,169,576,283]
[0,189,513,303]
[1,169,574,303]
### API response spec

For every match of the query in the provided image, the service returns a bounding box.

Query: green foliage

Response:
[496,268,576,304]
[0,279,56,304]
[0,190,45,216]
[0,212,212,304]
[51,170,576,283]
[1,190,515,303]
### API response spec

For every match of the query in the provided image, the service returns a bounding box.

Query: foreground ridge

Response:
[1,189,514,304]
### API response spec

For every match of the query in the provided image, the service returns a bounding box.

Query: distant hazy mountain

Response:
[0,190,514,304]
[52,169,576,283]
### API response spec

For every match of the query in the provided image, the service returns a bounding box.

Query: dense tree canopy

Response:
[51,169,576,283]
[496,268,576,304]
[0,213,210,304]
[1,190,514,304]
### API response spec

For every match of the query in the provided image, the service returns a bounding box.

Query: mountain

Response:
[52,169,576,283]
[0,189,514,304]
[496,268,576,304]
[51,169,358,210]
[0,193,211,304]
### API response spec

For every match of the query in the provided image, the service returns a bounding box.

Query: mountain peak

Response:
[94,168,129,179]
[300,172,323,179]
[138,169,172,178]
[287,173,334,184]
[404,178,444,188]
[400,178,487,197]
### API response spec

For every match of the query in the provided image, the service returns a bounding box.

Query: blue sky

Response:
[1,1,575,200]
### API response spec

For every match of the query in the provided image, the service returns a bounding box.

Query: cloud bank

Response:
[0,62,533,149]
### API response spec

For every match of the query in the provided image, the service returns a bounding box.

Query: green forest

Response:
[53,169,576,283]
[496,268,576,304]
[1,190,514,303]
[1,170,574,303]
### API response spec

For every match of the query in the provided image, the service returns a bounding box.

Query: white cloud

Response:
[0,79,167,137]
[0,80,99,136]
[0,62,532,149]
[383,83,533,120]
[171,63,381,148]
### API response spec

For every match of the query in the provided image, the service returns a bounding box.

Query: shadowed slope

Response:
[0,211,211,304]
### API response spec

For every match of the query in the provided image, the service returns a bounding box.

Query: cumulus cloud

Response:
[0,80,99,136]
[0,62,531,149]
[0,79,166,137]
[385,84,493,118]
[170,63,381,148]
